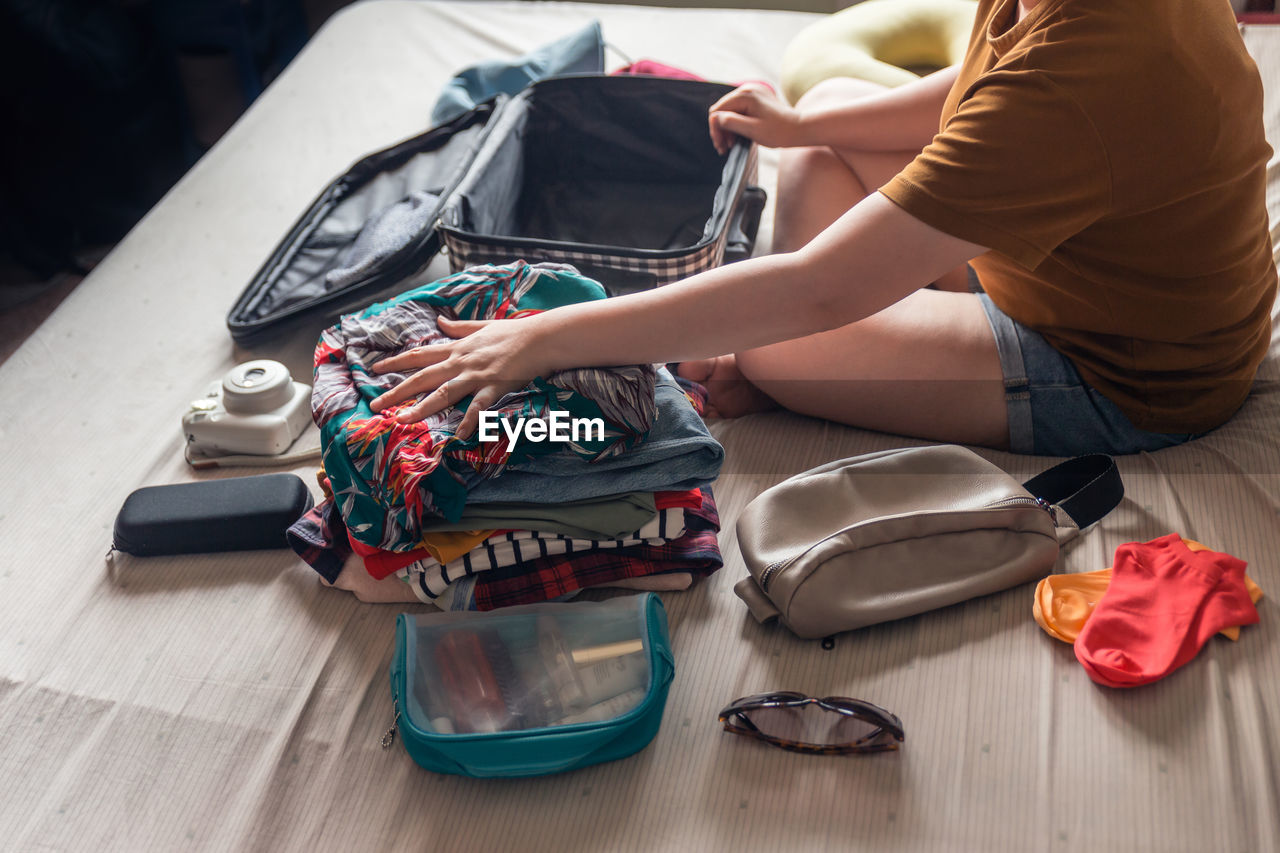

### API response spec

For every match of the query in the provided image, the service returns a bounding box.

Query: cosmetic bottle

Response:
[538,615,648,725]
[553,687,650,726]
[433,629,512,733]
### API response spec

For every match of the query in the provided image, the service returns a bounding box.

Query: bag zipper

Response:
[381,702,400,749]
[985,494,1057,523]
[758,495,1055,593]
[759,557,797,592]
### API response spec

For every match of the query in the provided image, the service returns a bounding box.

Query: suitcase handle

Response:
[724,186,767,264]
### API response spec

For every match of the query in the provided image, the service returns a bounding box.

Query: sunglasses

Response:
[718,691,904,755]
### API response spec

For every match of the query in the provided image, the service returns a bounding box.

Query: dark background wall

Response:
[0,0,352,308]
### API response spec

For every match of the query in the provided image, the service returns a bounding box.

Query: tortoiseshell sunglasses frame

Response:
[717,691,905,755]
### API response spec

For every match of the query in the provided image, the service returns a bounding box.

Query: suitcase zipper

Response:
[758,495,1055,593]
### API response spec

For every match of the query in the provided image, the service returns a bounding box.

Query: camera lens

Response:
[223,360,295,414]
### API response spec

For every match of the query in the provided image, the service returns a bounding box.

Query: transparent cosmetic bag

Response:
[385,593,675,778]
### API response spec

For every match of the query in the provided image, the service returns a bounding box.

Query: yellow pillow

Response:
[781,0,979,104]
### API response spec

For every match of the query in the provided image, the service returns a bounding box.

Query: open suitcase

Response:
[227,75,766,345]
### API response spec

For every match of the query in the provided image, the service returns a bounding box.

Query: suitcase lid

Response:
[226,100,503,345]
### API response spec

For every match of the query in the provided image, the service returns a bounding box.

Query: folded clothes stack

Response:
[287,261,725,609]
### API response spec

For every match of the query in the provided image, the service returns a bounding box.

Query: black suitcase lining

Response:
[445,77,733,252]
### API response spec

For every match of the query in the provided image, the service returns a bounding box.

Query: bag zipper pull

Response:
[1034,496,1058,524]
[380,705,400,749]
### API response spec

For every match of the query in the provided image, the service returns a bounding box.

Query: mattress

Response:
[0,2,1276,850]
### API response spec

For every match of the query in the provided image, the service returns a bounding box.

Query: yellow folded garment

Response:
[419,530,499,565]
[1033,538,1264,643]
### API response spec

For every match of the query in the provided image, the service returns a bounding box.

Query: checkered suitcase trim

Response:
[442,144,759,287]
[442,233,727,286]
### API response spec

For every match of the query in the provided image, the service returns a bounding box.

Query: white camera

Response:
[182,360,312,457]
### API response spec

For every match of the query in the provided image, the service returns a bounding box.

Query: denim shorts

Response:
[970,269,1195,456]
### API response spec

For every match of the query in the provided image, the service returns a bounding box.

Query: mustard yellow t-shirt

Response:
[880,0,1277,433]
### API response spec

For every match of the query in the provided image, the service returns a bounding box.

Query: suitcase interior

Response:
[441,76,740,252]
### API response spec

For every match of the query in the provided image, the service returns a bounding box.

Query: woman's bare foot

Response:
[322,556,420,603]
[676,355,779,418]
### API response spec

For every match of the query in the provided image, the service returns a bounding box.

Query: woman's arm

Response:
[708,66,960,154]
[370,192,986,433]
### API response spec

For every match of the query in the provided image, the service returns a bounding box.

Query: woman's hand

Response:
[708,83,806,154]
[369,315,549,437]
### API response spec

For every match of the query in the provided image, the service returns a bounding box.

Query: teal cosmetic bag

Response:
[385,593,675,778]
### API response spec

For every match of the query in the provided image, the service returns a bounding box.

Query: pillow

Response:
[780,0,978,103]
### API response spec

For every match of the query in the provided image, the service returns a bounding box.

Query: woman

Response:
[371,0,1276,457]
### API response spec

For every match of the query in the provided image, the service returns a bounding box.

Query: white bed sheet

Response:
[1,3,1278,850]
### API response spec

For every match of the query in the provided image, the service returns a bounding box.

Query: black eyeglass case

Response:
[227,74,766,345]
[112,473,315,556]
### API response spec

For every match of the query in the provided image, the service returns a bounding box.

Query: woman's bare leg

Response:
[681,77,1007,447]
[772,79,919,253]
[681,288,1007,447]
[736,290,1008,448]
